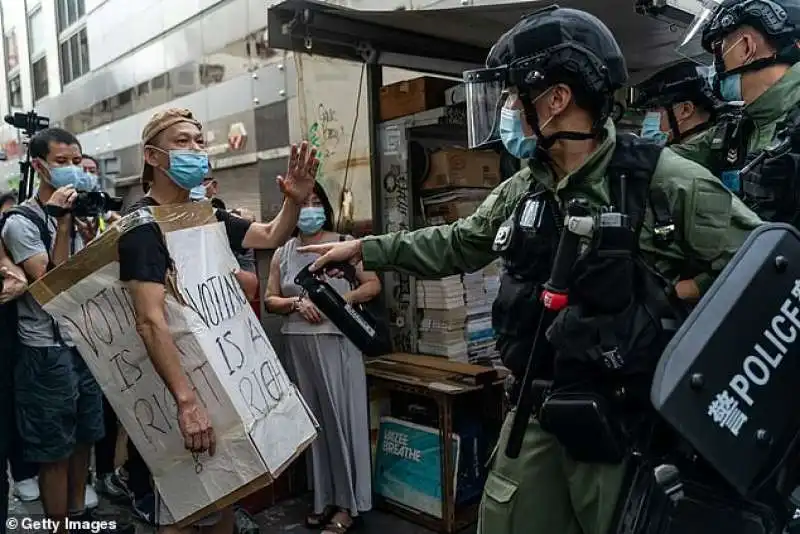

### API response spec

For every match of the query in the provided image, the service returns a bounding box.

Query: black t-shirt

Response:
[118,196,252,283]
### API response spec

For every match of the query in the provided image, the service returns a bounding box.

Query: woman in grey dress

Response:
[265,182,380,534]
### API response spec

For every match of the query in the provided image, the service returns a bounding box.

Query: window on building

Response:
[4,28,18,71]
[8,74,22,108]
[32,57,48,101]
[57,0,85,33]
[59,26,281,135]
[60,28,89,85]
[28,8,45,57]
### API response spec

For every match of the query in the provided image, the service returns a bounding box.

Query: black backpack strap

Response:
[1,205,65,345]
[606,133,669,246]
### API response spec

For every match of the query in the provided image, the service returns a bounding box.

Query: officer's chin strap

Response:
[519,93,598,151]
[665,106,710,145]
[665,107,683,144]
[674,121,710,144]
[715,49,798,94]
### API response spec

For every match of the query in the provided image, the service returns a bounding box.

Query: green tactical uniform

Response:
[672,62,800,171]
[360,121,761,534]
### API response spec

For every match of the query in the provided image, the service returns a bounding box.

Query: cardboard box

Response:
[380,77,457,122]
[30,203,318,525]
[423,148,501,191]
[424,199,483,224]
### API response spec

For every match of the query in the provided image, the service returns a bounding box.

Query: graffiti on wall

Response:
[307,103,346,183]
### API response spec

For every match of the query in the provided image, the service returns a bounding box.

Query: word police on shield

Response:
[652,224,800,497]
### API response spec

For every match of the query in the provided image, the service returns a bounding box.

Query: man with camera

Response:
[0,127,134,533]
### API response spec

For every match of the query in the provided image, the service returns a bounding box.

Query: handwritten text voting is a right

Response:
[43,221,316,522]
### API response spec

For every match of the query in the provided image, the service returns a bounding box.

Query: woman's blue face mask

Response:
[297,206,326,235]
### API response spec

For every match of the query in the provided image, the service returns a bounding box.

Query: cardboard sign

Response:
[30,202,317,524]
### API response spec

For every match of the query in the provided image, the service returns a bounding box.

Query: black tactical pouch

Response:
[546,264,682,391]
[538,389,626,464]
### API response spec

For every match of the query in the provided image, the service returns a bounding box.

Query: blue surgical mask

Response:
[74,171,98,192]
[297,206,326,235]
[499,108,538,159]
[189,184,207,200]
[44,164,84,188]
[160,149,209,190]
[639,112,669,145]
[719,73,743,102]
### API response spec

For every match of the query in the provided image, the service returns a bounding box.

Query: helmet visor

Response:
[463,67,506,149]
[676,0,722,65]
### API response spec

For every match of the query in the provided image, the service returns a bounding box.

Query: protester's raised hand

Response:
[178,398,216,456]
[298,239,363,276]
[277,142,320,204]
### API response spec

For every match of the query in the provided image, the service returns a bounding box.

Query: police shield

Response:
[652,223,800,497]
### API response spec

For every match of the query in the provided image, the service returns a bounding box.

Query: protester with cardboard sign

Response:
[117,108,319,533]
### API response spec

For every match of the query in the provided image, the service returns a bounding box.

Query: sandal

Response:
[305,505,337,529]
[321,513,363,533]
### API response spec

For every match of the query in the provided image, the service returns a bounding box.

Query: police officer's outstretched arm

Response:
[647,149,762,296]
[300,175,525,277]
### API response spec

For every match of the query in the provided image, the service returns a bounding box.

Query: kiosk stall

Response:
[266,1,702,530]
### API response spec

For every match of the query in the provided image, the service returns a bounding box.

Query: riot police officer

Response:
[633,60,718,145]
[672,0,800,206]
[298,7,761,534]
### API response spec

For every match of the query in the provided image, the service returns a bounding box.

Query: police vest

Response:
[708,104,751,191]
[492,134,684,388]
[738,102,800,225]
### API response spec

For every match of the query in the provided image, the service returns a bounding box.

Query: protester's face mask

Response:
[40,161,84,188]
[498,90,554,160]
[639,112,669,145]
[150,147,210,190]
[297,206,326,235]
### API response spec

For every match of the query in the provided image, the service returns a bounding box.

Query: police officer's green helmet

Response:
[700,0,800,89]
[462,6,627,149]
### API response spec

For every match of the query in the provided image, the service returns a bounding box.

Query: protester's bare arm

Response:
[240,199,302,250]
[264,249,298,314]
[241,142,320,250]
[234,269,259,301]
[128,279,216,455]
[344,264,381,305]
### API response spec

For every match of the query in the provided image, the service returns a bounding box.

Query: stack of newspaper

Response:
[464,260,502,366]
[416,275,469,361]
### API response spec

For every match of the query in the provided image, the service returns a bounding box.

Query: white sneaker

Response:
[85,484,99,509]
[12,477,40,502]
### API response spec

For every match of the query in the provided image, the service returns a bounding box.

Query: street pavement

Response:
[7,488,475,534]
